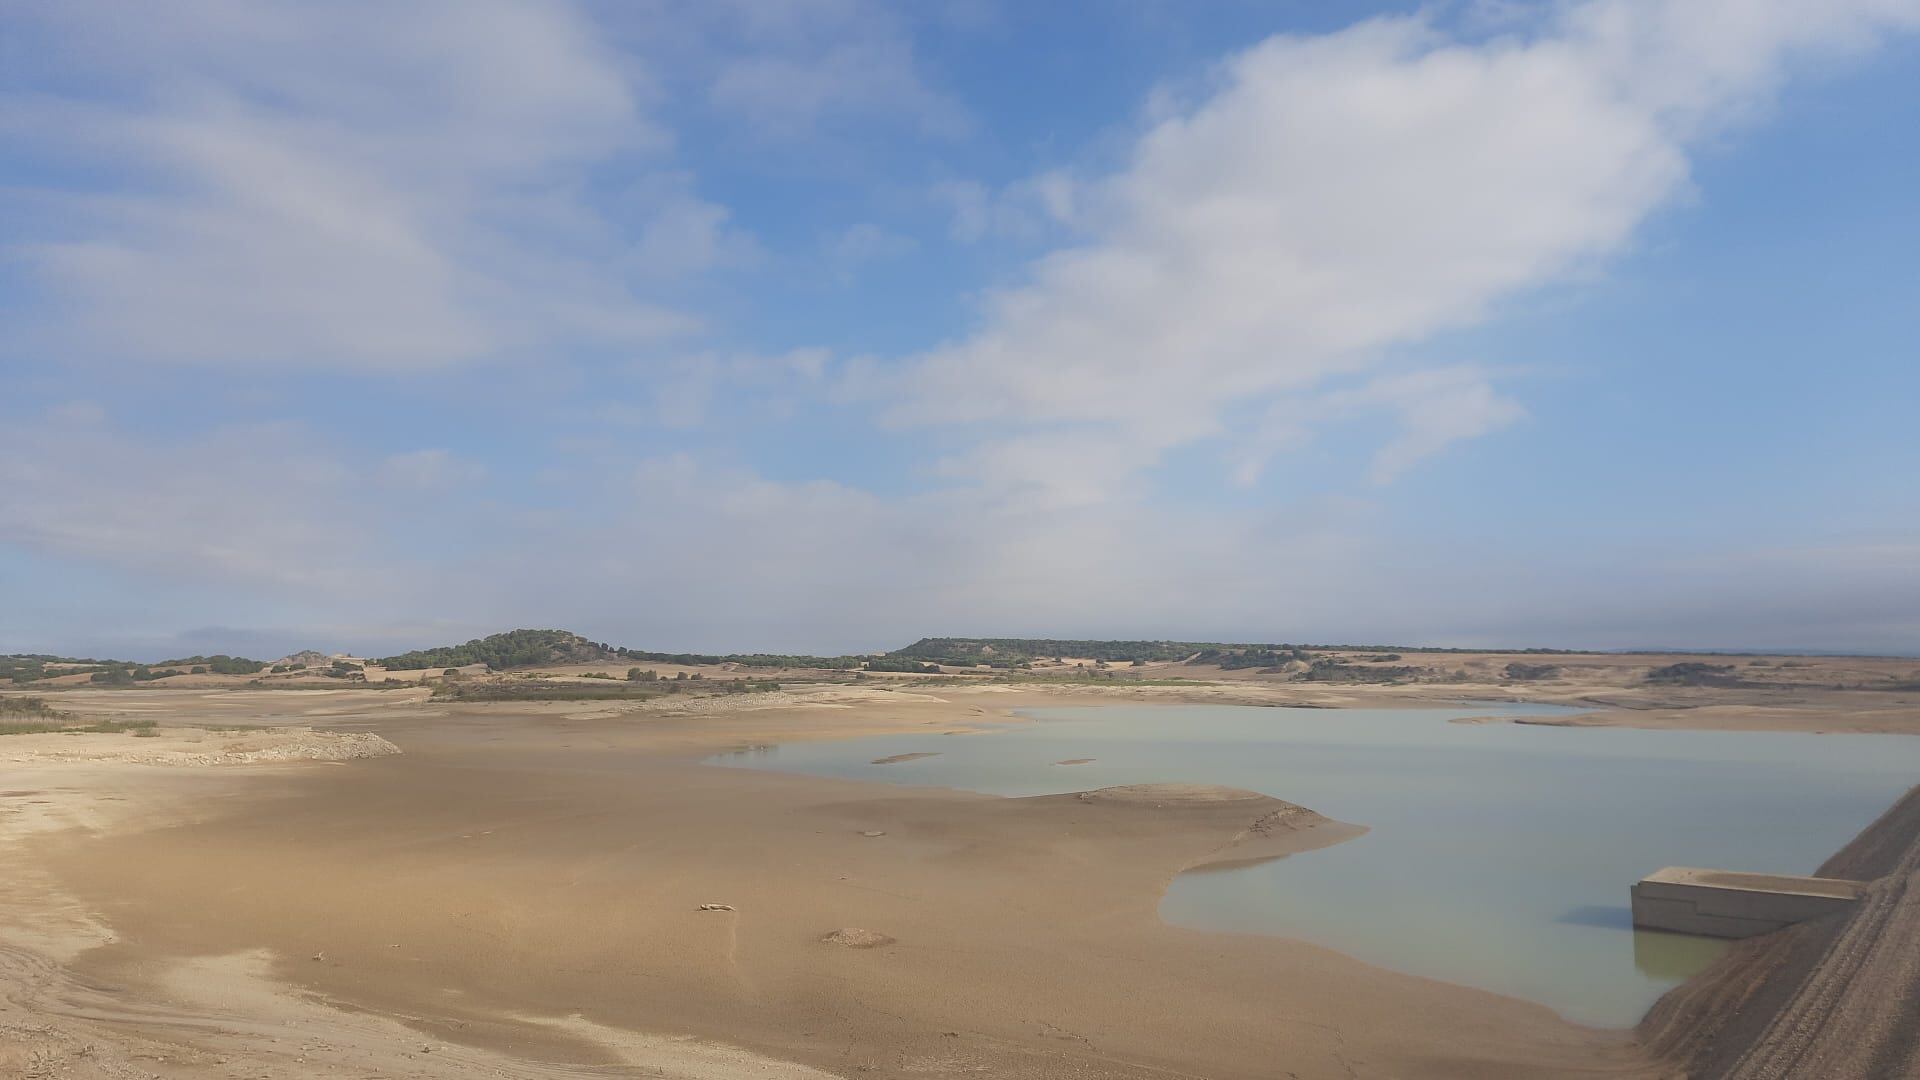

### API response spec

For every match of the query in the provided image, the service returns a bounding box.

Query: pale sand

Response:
[0,724,399,765]
[3,673,1909,1078]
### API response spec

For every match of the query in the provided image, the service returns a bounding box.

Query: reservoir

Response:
[711,702,1920,1027]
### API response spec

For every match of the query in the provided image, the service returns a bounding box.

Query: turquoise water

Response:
[709,704,1920,1027]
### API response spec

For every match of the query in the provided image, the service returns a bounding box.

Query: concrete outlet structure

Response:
[1631,867,1867,939]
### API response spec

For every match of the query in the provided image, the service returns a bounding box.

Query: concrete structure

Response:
[1631,866,1867,939]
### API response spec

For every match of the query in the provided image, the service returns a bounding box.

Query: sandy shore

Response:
[1,678,1906,1078]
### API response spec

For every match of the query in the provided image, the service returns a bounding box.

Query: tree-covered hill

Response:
[376,630,866,672]
[375,629,623,671]
[2,653,129,684]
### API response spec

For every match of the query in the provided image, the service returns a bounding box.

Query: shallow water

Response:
[709,703,1920,1027]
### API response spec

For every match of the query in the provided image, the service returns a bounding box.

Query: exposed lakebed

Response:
[710,702,1919,1027]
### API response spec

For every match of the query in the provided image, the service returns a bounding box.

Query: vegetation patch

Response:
[2,654,132,684]
[154,654,266,674]
[0,698,158,736]
[894,638,1212,667]
[1188,646,1313,670]
[431,676,783,702]
[379,629,605,670]
[1645,662,1747,687]
[0,696,68,723]
[1297,660,1420,684]
[995,673,1204,686]
[242,679,414,690]
[431,679,663,702]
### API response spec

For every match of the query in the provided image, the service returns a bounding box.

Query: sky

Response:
[2,0,1917,661]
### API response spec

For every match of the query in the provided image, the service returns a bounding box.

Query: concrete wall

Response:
[1631,867,1865,939]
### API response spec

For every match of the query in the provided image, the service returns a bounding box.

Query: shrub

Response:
[1646,662,1740,686]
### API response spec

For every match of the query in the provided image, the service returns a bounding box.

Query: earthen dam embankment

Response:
[1641,783,1920,1079]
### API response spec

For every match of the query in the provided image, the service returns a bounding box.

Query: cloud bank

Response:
[5,0,713,369]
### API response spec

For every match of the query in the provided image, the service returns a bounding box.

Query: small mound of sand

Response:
[1054,758,1096,766]
[871,752,939,765]
[820,928,895,949]
[1074,784,1271,806]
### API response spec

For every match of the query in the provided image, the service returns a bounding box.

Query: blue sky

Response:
[2,0,1917,660]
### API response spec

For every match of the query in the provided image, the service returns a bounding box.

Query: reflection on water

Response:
[1634,928,1732,980]
[708,703,1917,1027]
[1559,903,1733,980]
[1557,903,1636,929]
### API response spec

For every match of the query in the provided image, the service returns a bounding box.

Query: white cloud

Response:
[384,457,1920,655]
[1227,366,1526,487]
[627,173,763,278]
[5,0,1918,658]
[378,450,487,491]
[0,411,377,591]
[698,0,970,139]
[609,346,834,429]
[710,46,968,140]
[933,180,995,243]
[5,413,1913,655]
[2,0,729,370]
[1363,376,1526,485]
[830,223,919,263]
[933,172,1079,244]
[1329,368,1529,484]
[885,0,1920,495]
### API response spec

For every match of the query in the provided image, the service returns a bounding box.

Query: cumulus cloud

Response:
[888,0,1920,492]
[1,0,728,370]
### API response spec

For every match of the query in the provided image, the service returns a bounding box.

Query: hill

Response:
[2,654,127,684]
[377,629,883,672]
[886,637,1593,669]
[375,629,624,671]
